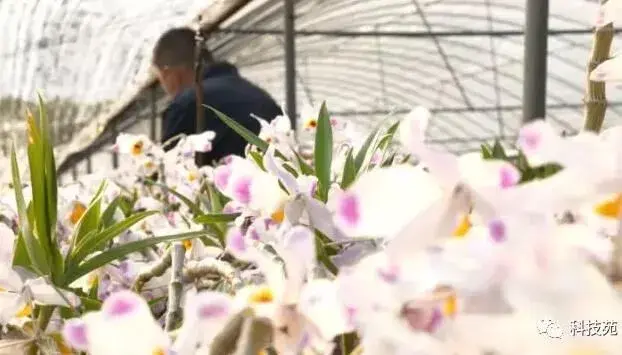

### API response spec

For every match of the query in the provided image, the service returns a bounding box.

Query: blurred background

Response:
[0,0,619,180]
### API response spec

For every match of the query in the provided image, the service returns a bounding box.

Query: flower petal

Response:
[398,107,430,152]
[591,55,622,82]
[299,279,354,340]
[334,165,442,238]
[279,226,316,304]
[26,277,80,308]
[516,120,563,167]
[263,145,299,194]
[174,290,234,353]
[62,318,89,351]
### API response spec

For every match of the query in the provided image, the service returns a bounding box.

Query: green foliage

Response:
[480,139,563,183]
[314,102,333,202]
[7,97,223,332]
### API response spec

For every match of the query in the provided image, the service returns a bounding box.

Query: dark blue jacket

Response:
[161,62,282,165]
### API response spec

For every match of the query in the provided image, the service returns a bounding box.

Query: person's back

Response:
[152,27,282,165]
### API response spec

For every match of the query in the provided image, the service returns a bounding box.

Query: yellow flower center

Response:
[593,193,622,219]
[0,287,5,292]
[69,202,87,225]
[87,273,98,289]
[188,171,198,182]
[183,239,193,251]
[15,303,33,318]
[452,214,471,238]
[144,161,156,170]
[51,333,73,355]
[434,285,458,318]
[248,286,274,304]
[305,119,318,129]
[152,347,166,355]
[131,141,144,156]
[270,207,285,224]
[442,294,457,318]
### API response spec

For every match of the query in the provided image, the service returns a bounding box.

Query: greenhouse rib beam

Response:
[210,28,619,38]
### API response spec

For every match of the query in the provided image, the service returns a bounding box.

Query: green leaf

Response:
[314,102,333,202]
[11,231,32,272]
[25,110,55,271]
[248,151,265,170]
[354,128,379,174]
[36,95,59,251]
[66,229,210,283]
[491,140,506,159]
[340,149,356,189]
[118,195,134,217]
[480,144,493,159]
[381,153,397,167]
[99,196,121,230]
[79,296,102,312]
[70,210,158,267]
[205,183,224,214]
[194,212,241,224]
[73,181,107,249]
[294,151,314,176]
[10,144,49,275]
[376,121,400,151]
[207,105,269,151]
[282,162,299,178]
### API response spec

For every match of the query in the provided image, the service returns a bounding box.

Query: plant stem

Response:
[584,0,614,132]
[132,248,173,293]
[164,243,185,331]
[35,306,55,335]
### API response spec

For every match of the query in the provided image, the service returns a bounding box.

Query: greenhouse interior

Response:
[2,0,622,354]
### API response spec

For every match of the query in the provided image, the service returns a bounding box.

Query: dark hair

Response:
[152,27,213,69]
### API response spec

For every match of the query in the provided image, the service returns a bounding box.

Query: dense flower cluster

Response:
[2,100,622,355]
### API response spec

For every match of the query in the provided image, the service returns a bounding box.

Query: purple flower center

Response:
[232,176,252,204]
[488,219,507,243]
[214,166,232,191]
[520,129,541,152]
[377,263,399,283]
[199,303,228,319]
[499,166,519,189]
[63,321,88,348]
[227,229,247,254]
[105,295,137,317]
[338,193,360,228]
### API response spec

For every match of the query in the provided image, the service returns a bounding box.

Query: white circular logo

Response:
[537,319,564,339]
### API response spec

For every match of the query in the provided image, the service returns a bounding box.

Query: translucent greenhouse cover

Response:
[214,0,622,153]
[0,0,211,149]
[3,0,622,164]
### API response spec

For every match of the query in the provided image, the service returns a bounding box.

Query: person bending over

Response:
[152,27,282,165]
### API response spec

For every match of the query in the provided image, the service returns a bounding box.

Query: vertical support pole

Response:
[150,87,157,141]
[111,122,119,169]
[522,0,549,123]
[284,0,297,130]
[194,19,207,167]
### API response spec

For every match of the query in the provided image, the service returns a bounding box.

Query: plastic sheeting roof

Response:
[0,0,211,147]
[211,0,622,152]
[4,0,622,161]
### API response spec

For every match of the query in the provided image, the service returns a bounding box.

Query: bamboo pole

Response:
[583,0,615,132]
